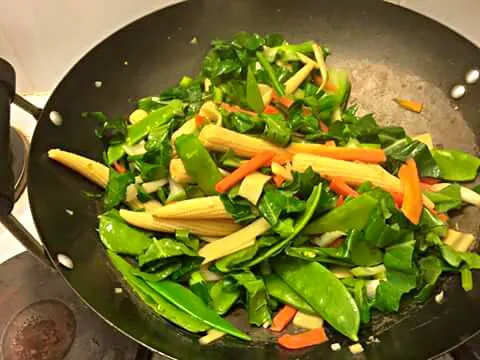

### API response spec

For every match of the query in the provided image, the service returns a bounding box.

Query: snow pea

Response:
[304,193,378,234]
[99,210,152,255]
[272,257,360,341]
[147,280,250,341]
[126,100,184,145]
[107,251,209,332]
[175,134,223,195]
[263,273,315,314]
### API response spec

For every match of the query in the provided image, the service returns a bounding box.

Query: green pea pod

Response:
[126,100,184,145]
[432,149,480,181]
[264,273,315,314]
[256,51,284,96]
[246,64,264,113]
[147,280,251,341]
[99,210,152,255]
[304,193,378,234]
[272,257,360,341]
[210,279,241,315]
[106,143,125,164]
[107,251,209,332]
[175,134,223,195]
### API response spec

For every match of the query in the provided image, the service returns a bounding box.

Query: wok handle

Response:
[0,58,52,267]
[0,58,15,217]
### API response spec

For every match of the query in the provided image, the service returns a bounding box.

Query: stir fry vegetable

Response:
[49,32,480,350]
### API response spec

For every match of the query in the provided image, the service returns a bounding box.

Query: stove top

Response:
[0,252,140,360]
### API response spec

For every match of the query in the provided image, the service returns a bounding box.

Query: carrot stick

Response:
[399,159,423,225]
[270,305,297,332]
[390,191,404,208]
[325,140,336,147]
[319,121,329,133]
[313,76,337,92]
[302,107,312,116]
[394,98,423,113]
[278,327,328,349]
[221,103,257,116]
[272,92,294,108]
[264,104,280,115]
[113,161,127,174]
[421,177,440,185]
[438,213,449,222]
[215,151,275,193]
[195,114,206,127]
[336,195,345,207]
[273,174,286,188]
[288,143,386,164]
[330,178,359,198]
[271,152,293,165]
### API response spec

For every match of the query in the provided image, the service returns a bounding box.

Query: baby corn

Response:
[170,158,193,184]
[150,196,231,219]
[292,153,434,209]
[199,125,285,158]
[48,149,109,187]
[119,210,241,236]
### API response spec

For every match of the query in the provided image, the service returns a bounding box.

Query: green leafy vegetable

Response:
[83,111,127,145]
[305,193,378,234]
[210,279,241,315]
[231,272,272,327]
[414,256,443,302]
[256,51,284,96]
[246,65,264,113]
[175,229,200,251]
[432,149,480,181]
[424,184,463,213]
[385,139,440,177]
[189,271,212,305]
[98,209,152,255]
[103,169,134,210]
[260,113,291,147]
[220,187,257,224]
[138,238,198,268]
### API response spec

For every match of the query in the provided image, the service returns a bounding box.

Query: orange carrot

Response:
[272,92,294,108]
[264,104,280,115]
[420,182,433,191]
[390,191,404,208]
[438,213,449,222]
[325,140,336,147]
[278,328,328,350]
[324,81,337,93]
[330,178,359,198]
[271,152,293,165]
[221,103,257,116]
[394,98,423,113]
[195,114,206,127]
[302,107,312,116]
[215,151,276,193]
[113,161,127,174]
[421,177,440,185]
[273,174,286,188]
[288,143,386,163]
[336,195,345,207]
[399,159,423,225]
[319,121,329,133]
[270,305,297,332]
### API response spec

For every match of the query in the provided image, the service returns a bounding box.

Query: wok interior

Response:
[26,0,480,358]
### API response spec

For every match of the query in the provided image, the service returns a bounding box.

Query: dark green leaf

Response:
[223,112,263,134]
[282,167,322,199]
[83,112,127,145]
[175,229,200,251]
[246,65,264,113]
[131,261,182,282]
[385,139,440,177]
[215,243,259,272]
[103,169,135,210]
[210,279,241,315]
[220,188,257,225]
[414,256,443,302]
[258,189,305,227]
[231,272,271,327]
[261,113,291,147]
[232,31,265,51]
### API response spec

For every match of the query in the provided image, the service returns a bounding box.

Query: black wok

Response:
[1,0,479,359]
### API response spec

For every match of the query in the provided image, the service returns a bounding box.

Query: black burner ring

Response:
[9,127,29,201]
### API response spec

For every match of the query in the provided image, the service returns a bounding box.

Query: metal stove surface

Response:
[0,251,140,360]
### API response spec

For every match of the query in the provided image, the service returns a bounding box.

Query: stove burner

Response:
[2,300,75,360]
[10,127,29,201]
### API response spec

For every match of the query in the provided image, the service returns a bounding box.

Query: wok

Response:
[1,0,479,359]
